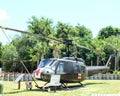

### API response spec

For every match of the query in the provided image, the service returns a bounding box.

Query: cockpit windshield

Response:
[45,60,57,67]
[38,59,52,68]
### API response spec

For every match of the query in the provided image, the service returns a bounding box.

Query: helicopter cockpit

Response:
[45,59,74,74]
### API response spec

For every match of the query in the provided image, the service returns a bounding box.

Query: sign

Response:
[14,74,24,83]
[50,75,60,86]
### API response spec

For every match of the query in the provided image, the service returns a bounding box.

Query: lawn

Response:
[1,80,120,96]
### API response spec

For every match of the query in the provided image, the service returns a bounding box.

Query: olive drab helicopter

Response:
[0,26,110,88]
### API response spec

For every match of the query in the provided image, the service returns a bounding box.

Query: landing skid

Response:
[35,82,84,91]
[35,82,49,90]
[60,83,69,90]
[60,82,84,90]
[35,82,68,91]
[79,82,84,87]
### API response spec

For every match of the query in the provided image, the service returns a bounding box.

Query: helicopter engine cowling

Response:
[42,68,54,75]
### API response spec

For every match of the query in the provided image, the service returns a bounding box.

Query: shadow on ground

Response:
[4,90,27,95]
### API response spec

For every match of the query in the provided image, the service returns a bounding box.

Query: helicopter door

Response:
[56,61,74,82]
[56,61,65,74]
[56,61,73,73]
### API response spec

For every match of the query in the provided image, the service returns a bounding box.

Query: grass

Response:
[1,80,120,96]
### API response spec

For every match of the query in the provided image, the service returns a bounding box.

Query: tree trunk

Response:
[97,55,99,66]
[37,52,40,67]
[91,60,93,66]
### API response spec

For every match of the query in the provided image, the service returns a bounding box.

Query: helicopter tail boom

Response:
[86,66,109,77]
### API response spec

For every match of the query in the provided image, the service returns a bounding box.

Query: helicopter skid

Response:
[35,83,85,92]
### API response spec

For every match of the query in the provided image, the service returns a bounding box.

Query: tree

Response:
[12,35,38,72]
[98,26,120,39]
[0,42,2,67]
[55,23,93,58]
[91,39,106,66]
[28,16,54,37]
[55,22,73,40]
[55,22,74,57]
[75,25,92,41]
[27,16,55,65]
[104,36,120,71]
[1,44,18,72]
[73,25,93,64]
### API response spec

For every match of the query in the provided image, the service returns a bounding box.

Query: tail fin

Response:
[105,54,115,67]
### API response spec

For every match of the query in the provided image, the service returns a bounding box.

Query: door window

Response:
[51,61,58,71]
[56,62,64,73]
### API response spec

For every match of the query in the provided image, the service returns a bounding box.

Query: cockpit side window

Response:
[64,62,73,73]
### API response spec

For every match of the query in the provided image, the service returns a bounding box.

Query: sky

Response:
[0,0,120,45]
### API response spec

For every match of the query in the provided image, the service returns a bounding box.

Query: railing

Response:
[87,74,120,80]
[0,72,33,81]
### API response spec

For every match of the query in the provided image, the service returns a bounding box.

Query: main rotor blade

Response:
[0,26,64,44]
[0,26,91,50]
[75,44,91,50]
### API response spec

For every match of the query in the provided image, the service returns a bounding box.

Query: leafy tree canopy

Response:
[0,42,2,58]
[98,26,120,39]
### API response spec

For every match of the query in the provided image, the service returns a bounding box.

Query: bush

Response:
[0,82,3,94]
[113,71,120,74]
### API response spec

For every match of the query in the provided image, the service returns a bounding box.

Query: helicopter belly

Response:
[58,73,85,83]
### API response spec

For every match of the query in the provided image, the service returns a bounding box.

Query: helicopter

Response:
[0,26,110,88]
[34,57,109,84]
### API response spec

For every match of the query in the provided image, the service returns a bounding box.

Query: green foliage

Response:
[0,42,2,67]
[0,42,2,58]
[55,22,93,58]
[98,26,120,39]
[1,44,18,72]
[28,16,54,36]
[0,83,3,94]
[113,71,120,74]
[1,16,120,72]
[55,22,72,40]
[75,25,92,41]
[2,44,18,61]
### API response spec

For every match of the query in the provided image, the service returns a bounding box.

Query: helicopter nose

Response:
[35,69,40,76]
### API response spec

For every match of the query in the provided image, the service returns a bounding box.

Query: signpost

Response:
[14,74,24,89]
